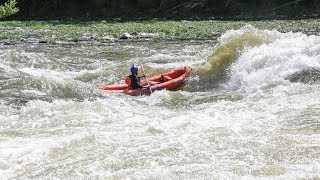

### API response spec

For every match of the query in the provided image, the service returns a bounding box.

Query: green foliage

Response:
[0,0,19,19]
[0,19,319,43]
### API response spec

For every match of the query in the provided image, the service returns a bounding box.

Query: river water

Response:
[1,25,320,179]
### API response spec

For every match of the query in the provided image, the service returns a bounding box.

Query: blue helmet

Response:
[130,65,138,73]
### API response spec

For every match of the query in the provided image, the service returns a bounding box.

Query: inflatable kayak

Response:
[97,67,192,96]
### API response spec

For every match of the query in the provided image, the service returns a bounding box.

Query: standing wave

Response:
[192,25,320,93]
[194,25,278,77]
[226,29,320,92]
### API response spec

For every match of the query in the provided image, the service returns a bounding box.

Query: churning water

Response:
[1,25,320,179]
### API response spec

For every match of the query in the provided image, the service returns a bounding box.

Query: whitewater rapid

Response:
[1,26,320,179]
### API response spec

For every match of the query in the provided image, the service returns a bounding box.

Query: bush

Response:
[0,0,19,19]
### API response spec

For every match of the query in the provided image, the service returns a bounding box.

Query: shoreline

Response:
[0,19,319,45]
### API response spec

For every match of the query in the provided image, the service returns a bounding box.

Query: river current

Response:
[1,26,320,179]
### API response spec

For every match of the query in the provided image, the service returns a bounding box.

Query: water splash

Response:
[191,25,320,94]
[194,25,277,77]
[226,30,320,92]
[1,28,320,179]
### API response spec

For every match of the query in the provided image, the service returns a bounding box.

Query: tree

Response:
[0,0,19,19]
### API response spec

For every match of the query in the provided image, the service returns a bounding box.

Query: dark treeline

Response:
[2,0,320,20]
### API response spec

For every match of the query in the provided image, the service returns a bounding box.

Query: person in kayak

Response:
[127,65,150,89]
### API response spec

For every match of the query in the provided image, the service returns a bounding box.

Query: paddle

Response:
[140,64,152,94]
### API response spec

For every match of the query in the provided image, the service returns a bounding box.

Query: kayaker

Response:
[127,65,150,89]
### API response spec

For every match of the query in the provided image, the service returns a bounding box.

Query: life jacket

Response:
[127,75,143,89]
[125,76,131,86]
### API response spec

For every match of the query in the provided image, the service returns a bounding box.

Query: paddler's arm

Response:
[138,75,146,79]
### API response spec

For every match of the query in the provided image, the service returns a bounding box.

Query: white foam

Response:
[227,29,320,93]
[1,28,320,179]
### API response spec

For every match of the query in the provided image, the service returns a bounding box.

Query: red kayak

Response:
[97,67,192,96]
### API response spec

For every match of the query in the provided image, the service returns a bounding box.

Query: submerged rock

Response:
[286,68,320,84]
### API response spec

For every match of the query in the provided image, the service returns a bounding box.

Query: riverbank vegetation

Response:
[0,0,18,19]
[0,0,319,44]
[0,19,319,44]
